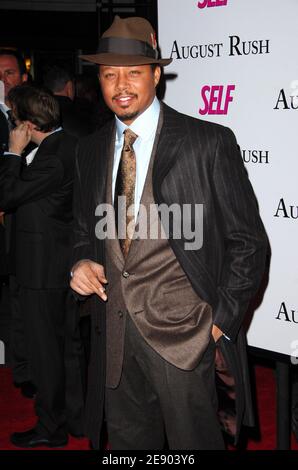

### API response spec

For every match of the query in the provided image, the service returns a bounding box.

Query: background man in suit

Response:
[70,16,268,450]
[43,65,92,138]
[0,85,84,447]
[0,49,28,109]
[43,65,95,385]
[0,49,32,396]
[0,109,8,294]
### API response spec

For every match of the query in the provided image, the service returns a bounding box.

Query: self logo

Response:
[199,85,235,115]
[197,0,228,9]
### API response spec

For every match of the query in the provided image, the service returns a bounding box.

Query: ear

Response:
[21,73,28,84]
[25,120,35,131]
[154,66,161,88]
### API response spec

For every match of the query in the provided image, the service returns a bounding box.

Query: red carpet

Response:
[246,366,298,450]
[0,365,297,450]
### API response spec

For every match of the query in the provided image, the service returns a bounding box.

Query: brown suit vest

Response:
[105,116,213,388]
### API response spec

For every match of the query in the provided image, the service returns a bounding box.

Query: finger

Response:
[70,278,90,295]
[72,273,98,294]
[73,267,107,299]
[96,289,107,301]
[71,278,96,296]
[71,261,108,298]
[91,263,108,283]
[90,279,107,298]
[78,268,104,293]
[83,274,107,300]
[71,278,107,301]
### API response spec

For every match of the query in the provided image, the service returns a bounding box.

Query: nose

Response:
[0,73,8,85]
[115,69,129,92]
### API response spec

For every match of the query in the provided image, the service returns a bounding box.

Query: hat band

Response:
[97,37,159,60]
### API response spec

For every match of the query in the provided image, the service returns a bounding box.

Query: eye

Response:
[104,72,115,79]
[129,70,141,76]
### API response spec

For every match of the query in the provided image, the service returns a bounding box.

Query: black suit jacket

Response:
[0,109,38,274]
[56,95,92,138]
[0,130,76,288]
[0,109,9,274]
[72,103,268,446]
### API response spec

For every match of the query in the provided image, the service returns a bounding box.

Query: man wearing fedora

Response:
[71,16,267,450]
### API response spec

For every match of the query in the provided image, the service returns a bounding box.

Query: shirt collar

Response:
[49,126,63,135]
[0,102,10,119]
[42,126,63,143]
[115,96,160,142]
[26,127,63,164]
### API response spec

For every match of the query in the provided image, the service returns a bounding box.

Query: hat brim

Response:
[79,53,172,66]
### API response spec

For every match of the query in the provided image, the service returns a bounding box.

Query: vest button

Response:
[118,310,123,318]
[122,271,130,278]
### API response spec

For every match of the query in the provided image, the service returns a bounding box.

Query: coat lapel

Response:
[105,126,125,267]
[94,120,116,207]
[152,103,186,202]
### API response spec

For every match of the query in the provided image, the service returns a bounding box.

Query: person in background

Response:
[43,65,91,138]
[75,72,113,132]
[43,65,96,385]
[0,49,34,398]
[0,111,8,298]
[0,85,84,447]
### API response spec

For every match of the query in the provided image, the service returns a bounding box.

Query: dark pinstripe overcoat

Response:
[72,103,268,448]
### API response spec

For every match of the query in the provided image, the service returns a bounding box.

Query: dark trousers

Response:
[64,295,86,435]
[105,315,225,450]
[20,287,85,436]
[9,275,30,384]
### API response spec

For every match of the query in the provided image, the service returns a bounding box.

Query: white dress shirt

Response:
[113,97,160,220]
[25,146,39,165]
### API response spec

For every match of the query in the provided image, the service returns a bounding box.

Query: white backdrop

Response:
[158,0,298,357]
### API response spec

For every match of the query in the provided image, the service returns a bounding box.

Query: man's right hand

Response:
[70,260,108,301]
[9,122,31,155]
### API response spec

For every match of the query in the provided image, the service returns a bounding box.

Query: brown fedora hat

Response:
[80,16,172,66]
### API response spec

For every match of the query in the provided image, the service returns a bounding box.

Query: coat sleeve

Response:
[71,144,93,269]
[0,153,63,212]
[211,126,268,341]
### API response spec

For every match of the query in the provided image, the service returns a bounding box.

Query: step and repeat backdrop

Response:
[158,0,298,358]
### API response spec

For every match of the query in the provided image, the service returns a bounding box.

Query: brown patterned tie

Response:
[114,128,138,257]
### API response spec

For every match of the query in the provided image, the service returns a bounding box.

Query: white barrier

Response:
[158,0,298,356]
